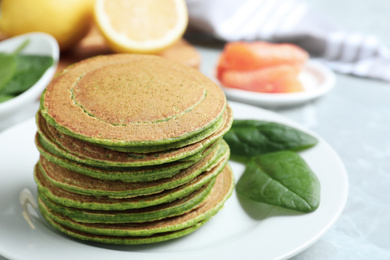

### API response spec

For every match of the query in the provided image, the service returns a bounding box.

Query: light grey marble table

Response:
[1,0,389,259]
[194,0,390,259]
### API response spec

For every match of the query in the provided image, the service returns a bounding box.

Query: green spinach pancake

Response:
[34,54,234,245]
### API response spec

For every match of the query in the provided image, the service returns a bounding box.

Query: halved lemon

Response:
[94,0,188,54]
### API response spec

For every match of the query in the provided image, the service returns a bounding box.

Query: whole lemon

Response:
[0,0,94,51]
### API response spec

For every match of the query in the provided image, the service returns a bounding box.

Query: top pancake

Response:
[41,54,227,148]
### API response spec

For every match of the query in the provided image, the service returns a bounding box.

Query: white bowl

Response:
[0,32,59,131]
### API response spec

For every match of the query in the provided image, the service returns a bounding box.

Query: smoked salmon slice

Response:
[216,41,308,93]
[220,65,304,93]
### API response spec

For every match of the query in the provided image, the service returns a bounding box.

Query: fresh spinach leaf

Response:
[0,94,14,103]
[0,40,29,92]
[0,40,53,103]
[0,55,53,96]
[0,53,18,92]
[236,151,320,213]
[224,119,318,163]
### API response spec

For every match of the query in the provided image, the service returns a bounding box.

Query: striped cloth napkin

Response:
[186,0,390,82]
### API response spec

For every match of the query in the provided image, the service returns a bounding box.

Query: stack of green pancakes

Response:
[34,54,234,245]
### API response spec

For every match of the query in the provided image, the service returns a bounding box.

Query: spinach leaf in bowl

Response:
[0,55,54,96]
[0,53,18,92]
[0,39,53,103]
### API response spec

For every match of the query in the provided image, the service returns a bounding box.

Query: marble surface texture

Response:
[190,0,390,259]
[1,0,389,259]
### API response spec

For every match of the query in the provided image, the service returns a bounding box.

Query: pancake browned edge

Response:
[38,165,234,245]
[35,104,233,168]
[40,54,227,149]
[34,54,234,245]
[37,140,229,198]
[38,177,217,224]
[34,152,228,211]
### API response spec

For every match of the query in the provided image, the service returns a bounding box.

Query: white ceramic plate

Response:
[0,102,348,260]
[211,60,336,107]
[0,32,59,131]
